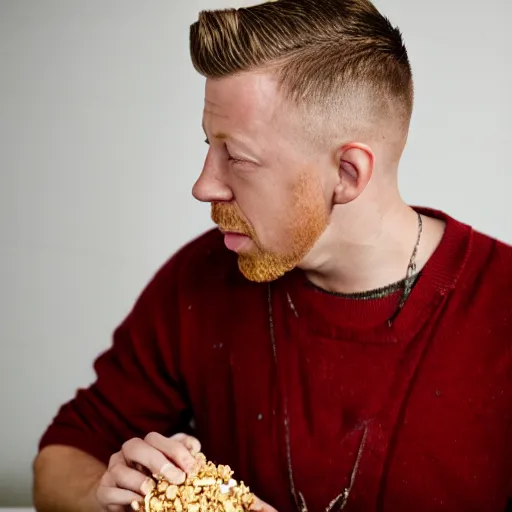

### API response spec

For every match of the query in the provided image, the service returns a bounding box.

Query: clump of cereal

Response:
[131,453,254,512]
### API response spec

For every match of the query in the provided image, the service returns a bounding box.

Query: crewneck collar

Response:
[274,208,473,344]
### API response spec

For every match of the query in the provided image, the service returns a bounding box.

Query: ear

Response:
[333,143,374,205]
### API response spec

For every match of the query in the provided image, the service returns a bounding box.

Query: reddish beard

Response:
[211,175,329,282]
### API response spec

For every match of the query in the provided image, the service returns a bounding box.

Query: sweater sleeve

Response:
[38,258,190,465]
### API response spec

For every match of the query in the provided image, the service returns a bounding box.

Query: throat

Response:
[301,209,430,297]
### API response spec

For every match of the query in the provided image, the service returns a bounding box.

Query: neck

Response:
[299,201,445,294]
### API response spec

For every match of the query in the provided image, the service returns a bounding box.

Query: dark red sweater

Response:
[39,209,512,512]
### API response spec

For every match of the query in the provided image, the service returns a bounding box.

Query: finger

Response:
[172,433,201,456]
[132,462,150,476]
[251,496,279,512]
[106,506,125,512]
[144,432,197,473]
[107,451,124,469]
[97,485,142,508]
[109,460,155,495]
[122,438,185,484]
[129,500,145,512]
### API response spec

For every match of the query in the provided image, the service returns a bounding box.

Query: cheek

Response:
[256,203,310,249]
[232,171,326,246]
[234,200,291,249]
[231,182,285,227]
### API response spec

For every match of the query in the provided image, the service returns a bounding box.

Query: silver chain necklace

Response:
[389,212,423,325]
[267,284,369,512]
[266,212,422,511]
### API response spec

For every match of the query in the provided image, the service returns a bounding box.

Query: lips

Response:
[221,231,251,252]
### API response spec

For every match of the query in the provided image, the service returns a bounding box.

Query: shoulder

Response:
[418,207,512,309]
[469,228,512,281]
[457,223,512,315]
[421,206,512,284]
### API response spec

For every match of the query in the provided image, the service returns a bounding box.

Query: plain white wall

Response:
[0,0,510,506]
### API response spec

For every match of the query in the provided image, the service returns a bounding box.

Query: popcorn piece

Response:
[166,485,179,501]
[222,502,236,512]
[157,480,170,493]
[149,496,164,512]
[219,479,237,494]
[217,465,234,481]
[194,478,217,487]
[131,452,254,512]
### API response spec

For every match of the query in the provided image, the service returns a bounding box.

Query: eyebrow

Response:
[202,123,228,141]
[201,123,260,163]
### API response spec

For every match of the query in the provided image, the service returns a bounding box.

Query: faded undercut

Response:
[189,0,414,144]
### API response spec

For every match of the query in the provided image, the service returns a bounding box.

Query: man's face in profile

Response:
[192,72,331,282]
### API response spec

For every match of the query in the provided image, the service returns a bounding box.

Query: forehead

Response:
[203,72,282,132]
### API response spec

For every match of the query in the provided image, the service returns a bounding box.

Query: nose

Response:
[192,151,233,203]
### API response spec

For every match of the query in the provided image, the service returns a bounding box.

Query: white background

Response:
[0,0,510,506]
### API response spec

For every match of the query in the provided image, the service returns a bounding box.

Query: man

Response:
[33,0,512,511]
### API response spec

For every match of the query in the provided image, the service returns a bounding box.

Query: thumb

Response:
[250,496,279,512]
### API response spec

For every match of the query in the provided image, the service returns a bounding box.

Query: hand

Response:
[96,432,201,511]
[251,496,279,512]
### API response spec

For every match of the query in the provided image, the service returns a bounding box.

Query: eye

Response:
[204,138,247,165]
[221,143,245,165]
[226,152,245,165]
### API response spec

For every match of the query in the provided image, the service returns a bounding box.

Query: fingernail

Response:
[160,463,186,484]
[140,477,155,495]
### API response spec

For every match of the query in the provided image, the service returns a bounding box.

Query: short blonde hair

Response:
[190,0,414,142]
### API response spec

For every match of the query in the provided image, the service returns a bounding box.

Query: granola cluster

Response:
[131,453,254,512]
